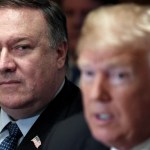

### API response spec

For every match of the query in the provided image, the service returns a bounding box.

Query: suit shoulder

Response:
[43,113,109,150]
[52,113,90,138]
[43,113,89,150]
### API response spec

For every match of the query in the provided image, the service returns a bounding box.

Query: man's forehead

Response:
[0,7,44,20]
[0,7,47,29]
[78,48,146,68]
[0,7,48,43]
[77,32,122,54]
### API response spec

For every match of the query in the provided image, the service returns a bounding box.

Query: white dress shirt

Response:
[0,109,40,145]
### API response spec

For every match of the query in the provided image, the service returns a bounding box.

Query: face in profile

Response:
[78,46,150,148]
[0,7,66,118]
[62,0,101,59]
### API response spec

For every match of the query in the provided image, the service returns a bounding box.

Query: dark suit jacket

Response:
[43,113,109,150]
[16,79,82,150]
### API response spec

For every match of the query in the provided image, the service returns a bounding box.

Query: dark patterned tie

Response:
[0,122,22,150]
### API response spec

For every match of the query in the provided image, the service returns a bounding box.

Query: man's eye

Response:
[16,45,31,50]
[117,72,128,79]
[85,70,94,76]
[109,69,133,85]
[81,70,95,82]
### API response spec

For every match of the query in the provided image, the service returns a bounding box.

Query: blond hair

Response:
[77,3,150,53]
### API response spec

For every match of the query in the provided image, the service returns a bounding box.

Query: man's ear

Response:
[56,41,68,69]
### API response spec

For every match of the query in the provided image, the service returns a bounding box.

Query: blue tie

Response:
[0,123,22,150]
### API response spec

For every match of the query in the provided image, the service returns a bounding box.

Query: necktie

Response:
[0,122,22,150]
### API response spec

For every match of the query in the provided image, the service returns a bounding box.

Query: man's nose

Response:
[0,48,16,72]
[90,74,111,102]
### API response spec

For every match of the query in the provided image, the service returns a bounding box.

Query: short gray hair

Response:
[0,0,68,49]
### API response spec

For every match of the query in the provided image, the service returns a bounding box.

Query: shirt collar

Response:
[0,108,40,137]
[0,109,10,133]
[16,114,40,137]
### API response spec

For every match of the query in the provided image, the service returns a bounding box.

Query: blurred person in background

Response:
[56,0,119,85]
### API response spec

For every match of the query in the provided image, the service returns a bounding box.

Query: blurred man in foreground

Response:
[44,3,150,150]
[77,3,150,150]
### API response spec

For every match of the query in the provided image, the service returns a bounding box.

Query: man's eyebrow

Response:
[8,36,33,44]
[77,61,94,68]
